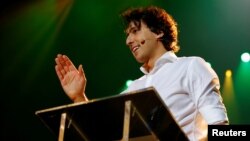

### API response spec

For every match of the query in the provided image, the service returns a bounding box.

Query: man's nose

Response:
[126,34,133,46]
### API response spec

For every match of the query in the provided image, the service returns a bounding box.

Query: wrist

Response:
[72,93,88,103]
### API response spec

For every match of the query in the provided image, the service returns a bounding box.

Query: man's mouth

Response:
[131,46,139,53]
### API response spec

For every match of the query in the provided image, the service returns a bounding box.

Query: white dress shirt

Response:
[123,51,228,141]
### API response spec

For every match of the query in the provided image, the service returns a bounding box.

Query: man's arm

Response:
[188,57,229,124]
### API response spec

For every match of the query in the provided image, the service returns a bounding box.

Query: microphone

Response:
[140,38,162,45]
[140,33,163,45]
[140,39,146,45]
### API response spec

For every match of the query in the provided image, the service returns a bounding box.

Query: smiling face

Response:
[125,21,160,63]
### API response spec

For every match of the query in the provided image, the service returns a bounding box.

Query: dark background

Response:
[0,0,249,140]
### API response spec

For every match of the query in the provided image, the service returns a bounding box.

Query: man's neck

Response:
[143,46,167,73]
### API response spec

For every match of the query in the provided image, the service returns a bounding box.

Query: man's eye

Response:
[132,29,137,33]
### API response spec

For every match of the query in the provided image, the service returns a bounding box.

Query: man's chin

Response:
[134,56,145,63]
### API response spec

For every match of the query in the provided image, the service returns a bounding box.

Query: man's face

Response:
[125,21,159,63]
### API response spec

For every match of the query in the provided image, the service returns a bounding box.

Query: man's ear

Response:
[156,32,164,39]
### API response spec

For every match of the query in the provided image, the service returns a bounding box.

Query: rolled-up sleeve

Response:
[188,57,229,124]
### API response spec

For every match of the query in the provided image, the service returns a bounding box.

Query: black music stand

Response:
[35,87,188,141]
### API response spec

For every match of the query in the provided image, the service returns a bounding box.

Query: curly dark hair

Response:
[121,6,179,52]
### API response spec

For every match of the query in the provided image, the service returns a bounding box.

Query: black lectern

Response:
[35,87,188,141]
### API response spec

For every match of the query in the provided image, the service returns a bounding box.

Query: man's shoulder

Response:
[179,56,205,61]
[177,56,207,65]
[179,56,218,77]
[176,56,213,72]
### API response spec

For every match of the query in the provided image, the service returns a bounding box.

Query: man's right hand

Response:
[55,54,88,102]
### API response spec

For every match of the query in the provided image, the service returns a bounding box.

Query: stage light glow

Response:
[222,70,238,123]
[241,52,250,62]
[225,70,232,77]
[234,60,250,123]
[126,80,133,87]
[119,79,133,93]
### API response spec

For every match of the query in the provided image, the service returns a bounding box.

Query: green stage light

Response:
[241,52,250,62]
[119,79,133,93]
[126,80,133,87]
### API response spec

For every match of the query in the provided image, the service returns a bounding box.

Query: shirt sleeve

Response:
[187,57,229,124]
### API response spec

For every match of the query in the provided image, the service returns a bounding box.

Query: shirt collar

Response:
[140,51,178,74]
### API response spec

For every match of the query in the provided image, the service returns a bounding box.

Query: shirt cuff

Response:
[199,105,229,124]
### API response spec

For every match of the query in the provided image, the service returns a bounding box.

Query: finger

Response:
[78,64,83,76]
[56,63,66,76]
[55,57,64,73]
[60,68,66,76]
[55,57,61,66]
[59,56,67,66]
[63,55,77,71]
[57,54,62,57]
[55,57,67,74]
[63,65,69,72]
[56,54,62,61]
[56,55,67,71]
[56,54,72,74]
[78,64,87,82]
[55,65,64,80]
[55,58,67,76]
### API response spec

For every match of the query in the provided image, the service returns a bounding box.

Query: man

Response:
[55,6,229,141]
